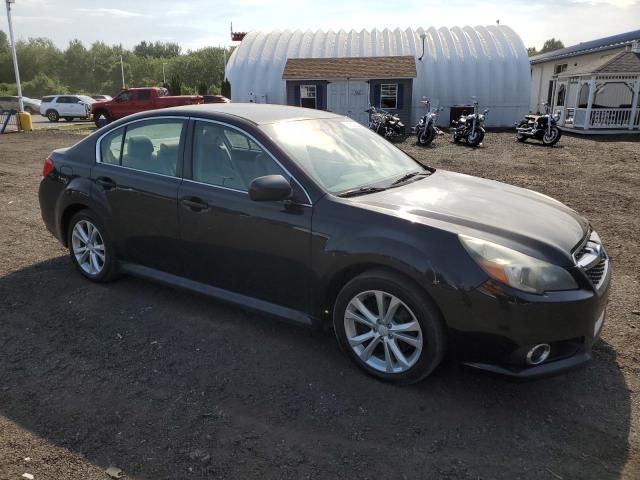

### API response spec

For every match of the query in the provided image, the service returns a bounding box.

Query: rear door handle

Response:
[181,197,209,212]
[96,176,116,190]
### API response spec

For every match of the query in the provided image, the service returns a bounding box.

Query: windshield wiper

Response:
[337,186,388,198]
[390,170,431,187]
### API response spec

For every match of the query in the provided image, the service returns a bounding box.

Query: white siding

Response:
[529,47,627,112]
[226,26,530,127]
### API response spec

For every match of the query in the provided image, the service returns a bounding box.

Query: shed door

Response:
[327,80,369,125]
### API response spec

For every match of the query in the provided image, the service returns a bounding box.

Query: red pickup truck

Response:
[91,87,203,126]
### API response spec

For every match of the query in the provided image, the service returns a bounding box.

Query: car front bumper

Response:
[446,262,611,379]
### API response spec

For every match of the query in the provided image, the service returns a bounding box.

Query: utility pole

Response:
[120,55,125,89]
[5,0,24,113]
[162,62,167,84]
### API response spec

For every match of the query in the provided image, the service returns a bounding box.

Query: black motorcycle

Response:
[515,102,562,146]
[415,99,444,146]
[366,106,405,141]
[451,99,489,147]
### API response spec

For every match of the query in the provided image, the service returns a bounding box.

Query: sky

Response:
[1,0,639,52]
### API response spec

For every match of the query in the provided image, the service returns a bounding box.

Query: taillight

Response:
[42,158,54,177]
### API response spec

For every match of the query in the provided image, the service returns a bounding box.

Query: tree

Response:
[527,47,538,57]
[134,41,181,58]
[22,73,68,98]
[540,38,564,54]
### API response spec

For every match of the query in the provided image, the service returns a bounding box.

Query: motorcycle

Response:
[515,102,562,146]
[415,99,444,146]
[366,106,405,141]
[451,99,489,147]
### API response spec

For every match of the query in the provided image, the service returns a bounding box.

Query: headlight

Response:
[459,235,578,294]
[478,114,485,121]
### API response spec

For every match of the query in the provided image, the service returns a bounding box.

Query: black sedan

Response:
[38,104,610,383]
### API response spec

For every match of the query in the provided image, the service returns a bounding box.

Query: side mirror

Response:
[249,174,292,202]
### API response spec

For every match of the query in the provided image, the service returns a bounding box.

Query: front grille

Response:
[572,229,608,288]
[585,257,607,285]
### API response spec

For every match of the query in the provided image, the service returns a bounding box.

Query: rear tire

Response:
[333,270,446,384]
[46,110,59,122]
[67,211,118,283]
[516,121,528,142]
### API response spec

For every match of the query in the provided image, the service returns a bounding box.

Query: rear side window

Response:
[100,127,125,165]
[99,119,185,176]
[137,90,151,101]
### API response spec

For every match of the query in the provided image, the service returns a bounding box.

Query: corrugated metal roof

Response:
[530,29,640,64]
[282,55,417,80]
[557,50,640,76]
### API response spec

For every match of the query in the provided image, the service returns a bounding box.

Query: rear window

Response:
[41,96,55,103]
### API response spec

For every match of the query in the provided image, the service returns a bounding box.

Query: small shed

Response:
[282,55,416,125]
[551,43,640,133]
[226,27,530,128]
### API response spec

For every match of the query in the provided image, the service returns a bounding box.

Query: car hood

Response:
[353,170,588,264]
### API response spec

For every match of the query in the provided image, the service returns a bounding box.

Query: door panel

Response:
[178,120,312,313]
[327,80,370,125]
[92,118,186,274]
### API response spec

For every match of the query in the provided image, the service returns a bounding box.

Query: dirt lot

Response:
[1,129,639,480]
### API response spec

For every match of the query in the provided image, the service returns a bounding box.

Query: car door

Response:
[68,96,86,117]
[110,91,133,119]
[177,119,313,314]
[57,96,74,116]
[92,116,187,274]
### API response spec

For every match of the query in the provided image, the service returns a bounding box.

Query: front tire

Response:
[417,125,436,146]
[94,110,111,128]
[333,270,446,384]
[67,211,118,282]
[46,110,59,122]
[542,126,562,146]
[467,129,484,147]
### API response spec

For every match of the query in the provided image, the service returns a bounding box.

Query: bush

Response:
[22,73,68,98]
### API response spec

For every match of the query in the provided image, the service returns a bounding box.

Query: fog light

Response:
[526,344,551,365]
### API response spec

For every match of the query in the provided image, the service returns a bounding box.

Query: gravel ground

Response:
[0,128,639,480]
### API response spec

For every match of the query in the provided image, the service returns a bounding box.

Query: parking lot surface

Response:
[1,129,639,479]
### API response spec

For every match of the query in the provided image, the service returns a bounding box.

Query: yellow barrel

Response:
[17,112,33,131]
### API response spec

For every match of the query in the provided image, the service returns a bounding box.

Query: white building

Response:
[226,27,530,128]
[529,29,640,114]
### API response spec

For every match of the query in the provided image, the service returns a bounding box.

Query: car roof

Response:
[154,103,343,125]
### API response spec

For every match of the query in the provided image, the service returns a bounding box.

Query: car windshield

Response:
[79,95,95,104]
[261,118,424,194]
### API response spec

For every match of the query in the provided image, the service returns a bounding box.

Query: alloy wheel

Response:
[344,290,423,374]
[71,220,106,275]
[543,128,558,144]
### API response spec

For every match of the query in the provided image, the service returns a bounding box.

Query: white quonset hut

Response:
[226,26,530,128]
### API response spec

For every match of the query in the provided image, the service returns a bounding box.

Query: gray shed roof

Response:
[530,29,640,64]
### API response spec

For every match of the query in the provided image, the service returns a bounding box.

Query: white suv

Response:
[40,95,95,122]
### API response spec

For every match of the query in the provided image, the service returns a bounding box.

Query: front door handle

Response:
[96,176,116,190]
[181,197,209,212]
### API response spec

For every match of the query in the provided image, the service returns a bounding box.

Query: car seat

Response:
[123,136,154,172]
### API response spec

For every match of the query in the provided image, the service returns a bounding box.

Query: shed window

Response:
[554,64,567,75]
[300,85,316,109]
[380,84,398,109]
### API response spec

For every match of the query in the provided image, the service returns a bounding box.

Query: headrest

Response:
[128,136,153,156]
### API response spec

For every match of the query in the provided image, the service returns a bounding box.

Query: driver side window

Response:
[191,121,284,192]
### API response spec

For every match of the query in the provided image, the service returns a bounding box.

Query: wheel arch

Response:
[323,262,446,329]
[60,203,90,247]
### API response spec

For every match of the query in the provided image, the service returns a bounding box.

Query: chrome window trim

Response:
[94,115,190,173]
[94,115,313,206]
